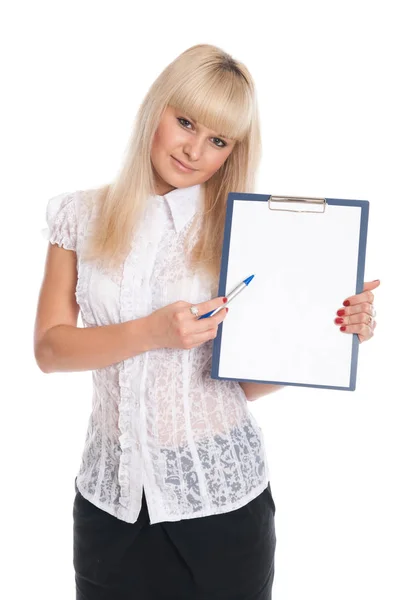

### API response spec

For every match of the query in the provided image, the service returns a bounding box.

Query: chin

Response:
[165,170,193,186]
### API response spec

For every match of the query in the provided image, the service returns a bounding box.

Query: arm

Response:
[35,318,157,373]
[239,382,286,402]
[34,243,158,373]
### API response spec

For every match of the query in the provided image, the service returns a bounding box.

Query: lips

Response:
[172,156,196,171]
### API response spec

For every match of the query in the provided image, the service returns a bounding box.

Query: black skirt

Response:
[73,478,276,600]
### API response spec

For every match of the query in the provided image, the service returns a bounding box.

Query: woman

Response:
[34,44,379,600]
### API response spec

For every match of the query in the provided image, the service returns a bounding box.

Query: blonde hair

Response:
[82,44,262,282]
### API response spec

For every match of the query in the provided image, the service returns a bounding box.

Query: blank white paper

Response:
[216,198,363,388]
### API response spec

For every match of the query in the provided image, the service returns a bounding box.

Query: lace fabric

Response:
[42,184,269,524]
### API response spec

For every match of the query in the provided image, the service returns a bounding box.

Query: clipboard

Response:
[211,193,370,392]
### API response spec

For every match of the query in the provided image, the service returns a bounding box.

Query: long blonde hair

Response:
[82,44,262,282]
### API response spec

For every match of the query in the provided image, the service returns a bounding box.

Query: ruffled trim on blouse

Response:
[117,244,137,510]
[42,191,77,251]
[117,213,150,514]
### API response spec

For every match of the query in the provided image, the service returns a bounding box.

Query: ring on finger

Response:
[190,306,199,317]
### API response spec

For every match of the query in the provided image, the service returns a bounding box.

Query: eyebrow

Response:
[187,116,230,141]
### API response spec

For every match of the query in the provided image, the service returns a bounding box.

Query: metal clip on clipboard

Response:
[269,194,327,214]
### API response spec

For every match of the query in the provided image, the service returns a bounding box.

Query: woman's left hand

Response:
[334,280,380,343]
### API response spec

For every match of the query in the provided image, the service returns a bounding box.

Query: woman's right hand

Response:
[147,297,229,350]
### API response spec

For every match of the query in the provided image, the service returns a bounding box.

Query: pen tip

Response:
[244,275,255,285]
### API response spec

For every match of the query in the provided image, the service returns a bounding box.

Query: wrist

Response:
[141,314,162,351]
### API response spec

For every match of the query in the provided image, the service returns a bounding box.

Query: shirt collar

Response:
[152,183,203,233]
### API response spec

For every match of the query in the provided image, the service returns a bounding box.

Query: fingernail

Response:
[226,307,229,313]
[340,326,346,331]
[373,279,380,282]
[335,317,344,324]
[337,309,346,316]
[343,300,350,306]
[223,297,228,303]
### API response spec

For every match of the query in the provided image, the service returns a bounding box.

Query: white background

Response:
[1,1,400,598]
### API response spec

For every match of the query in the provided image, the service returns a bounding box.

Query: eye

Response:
[212,138,227,148]
[177,117,192,129]
[177,117,227,148]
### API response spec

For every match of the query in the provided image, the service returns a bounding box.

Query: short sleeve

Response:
[41,191,77,251]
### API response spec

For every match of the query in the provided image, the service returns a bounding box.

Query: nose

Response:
[183,137,204,160]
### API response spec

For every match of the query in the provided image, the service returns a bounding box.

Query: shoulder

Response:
[42,188,94,250]
[42,186,107,251]
[46,189,76,218]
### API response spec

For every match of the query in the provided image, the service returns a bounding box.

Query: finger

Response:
[335,311,374,327]
[195,306,228,333]
[212,306,229,326]
[335,302,376,319]
[196,296,228,316]
[342,289,375,307]
[343,280,380,307]
[190,330,218,348]
[190,310,228,346]
[362,280,381,292]
[339,322,374,336]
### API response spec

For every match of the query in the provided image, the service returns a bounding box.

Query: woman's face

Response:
[150,104,236,196]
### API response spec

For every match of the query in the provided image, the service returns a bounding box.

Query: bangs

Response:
[169,70,252,142]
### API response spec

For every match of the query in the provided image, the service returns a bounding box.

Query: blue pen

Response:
[197,275,255,319]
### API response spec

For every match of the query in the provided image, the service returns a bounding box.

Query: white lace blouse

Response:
[42,183,270,525]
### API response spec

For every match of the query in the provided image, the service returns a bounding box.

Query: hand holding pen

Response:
[147,275,254,350]
[147,295,229,350]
